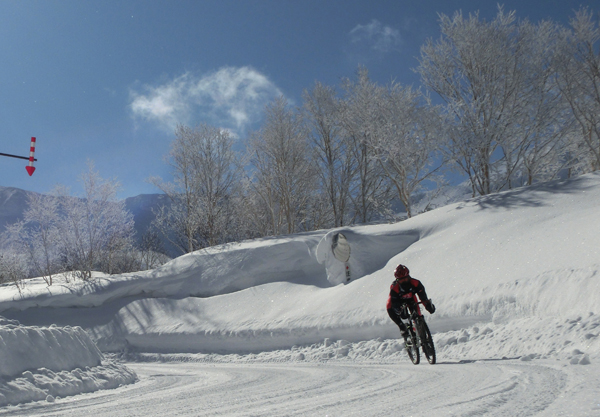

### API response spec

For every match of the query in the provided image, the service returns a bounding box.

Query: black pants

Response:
[387,307,408,333]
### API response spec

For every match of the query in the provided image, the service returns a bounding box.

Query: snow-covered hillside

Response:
[1,172,599,410]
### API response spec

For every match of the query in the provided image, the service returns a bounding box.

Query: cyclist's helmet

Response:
[394,264,410,279]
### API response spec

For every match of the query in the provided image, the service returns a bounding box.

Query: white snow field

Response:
[1,172,600,415]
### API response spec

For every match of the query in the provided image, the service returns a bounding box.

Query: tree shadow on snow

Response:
[453,173,598,211]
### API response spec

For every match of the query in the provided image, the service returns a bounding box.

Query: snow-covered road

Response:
[3,359,597,417]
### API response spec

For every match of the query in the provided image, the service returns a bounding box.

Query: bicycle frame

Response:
[396,298,425,322]
[398,303,420,335]
[397,299,436,364]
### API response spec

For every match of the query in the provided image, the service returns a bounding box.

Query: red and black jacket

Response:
[386,277,429,311]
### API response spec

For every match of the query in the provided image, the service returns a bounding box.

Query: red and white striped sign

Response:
[26,137,36,176]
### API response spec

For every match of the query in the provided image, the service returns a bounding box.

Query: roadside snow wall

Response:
[0,317,102,378]
[0,317,137,407]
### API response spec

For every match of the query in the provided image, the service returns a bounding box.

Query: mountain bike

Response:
[397,300,436,365]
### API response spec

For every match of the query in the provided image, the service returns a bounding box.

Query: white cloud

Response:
[349,19,402,53]
[129,67,283,134]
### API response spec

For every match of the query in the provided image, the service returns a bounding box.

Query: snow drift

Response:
[0,317,136,407]
[0,317,101,378]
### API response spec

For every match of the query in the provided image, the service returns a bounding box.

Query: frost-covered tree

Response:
[302,82,354,227]
[417,7,571,195]
[137,230,170,270]
[5,163,136,282]
[53,163,135,280]
[371,84,446,217]
[0,252,27,293]
[5,192,59,285]
[247,96,317,235]
[340,67,391,222]
[150,123,243,253]
[185,124,242,247]
[555,8,600,173]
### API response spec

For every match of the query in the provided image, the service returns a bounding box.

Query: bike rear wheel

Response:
[419,318,436,364]
[406,320,420,365]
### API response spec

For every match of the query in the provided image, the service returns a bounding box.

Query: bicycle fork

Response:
[411,319,421,348]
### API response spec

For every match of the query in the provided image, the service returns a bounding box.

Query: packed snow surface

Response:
[1,173,599,414]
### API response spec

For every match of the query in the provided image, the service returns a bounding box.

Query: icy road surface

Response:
[3,360,599,417]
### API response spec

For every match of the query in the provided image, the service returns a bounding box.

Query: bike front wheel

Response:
[406,321,420,365]
[418,318,436,364]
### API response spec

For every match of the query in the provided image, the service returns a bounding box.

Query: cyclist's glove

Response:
[425,302,436,314]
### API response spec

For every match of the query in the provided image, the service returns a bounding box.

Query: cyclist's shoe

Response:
[401,330,410,347]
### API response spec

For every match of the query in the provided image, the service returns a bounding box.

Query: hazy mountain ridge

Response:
[0,185,166,251]
[0,186,32,234]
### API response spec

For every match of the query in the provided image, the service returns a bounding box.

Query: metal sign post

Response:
[332,232,352,282]
[0,137,38,176]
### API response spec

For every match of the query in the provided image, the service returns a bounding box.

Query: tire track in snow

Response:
[2,361,567,416]
[428,362,567,416]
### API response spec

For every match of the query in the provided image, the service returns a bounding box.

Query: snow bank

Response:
[0,233,330,311]
[119,310,600,365]
[436,312,600,364]
[0,317,101,378]
[0,317,136,407]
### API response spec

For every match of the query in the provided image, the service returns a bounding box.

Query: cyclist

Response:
[386,264,435,342]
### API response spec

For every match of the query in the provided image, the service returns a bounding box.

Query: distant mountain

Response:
[123,193,169,243]
[0,186,33,233]
[0,186,171,253]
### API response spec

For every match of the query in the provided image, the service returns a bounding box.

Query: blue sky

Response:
[0,0,596,198]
